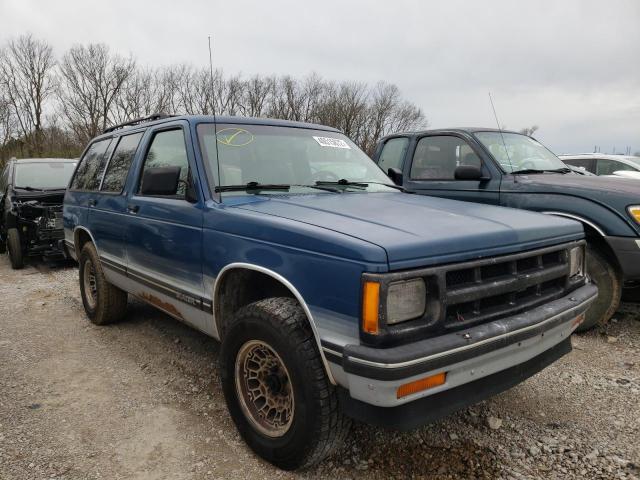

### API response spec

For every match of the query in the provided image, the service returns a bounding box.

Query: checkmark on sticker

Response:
[216,128,254,147]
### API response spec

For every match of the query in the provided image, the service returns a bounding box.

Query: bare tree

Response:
[520,125,539,137]
[58,43,135,143]
[0,34,56,154]
[0,96,15,149]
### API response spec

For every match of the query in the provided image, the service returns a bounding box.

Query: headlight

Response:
[568,245,585,278]
[386,278,427,324]
[628,206,640,225]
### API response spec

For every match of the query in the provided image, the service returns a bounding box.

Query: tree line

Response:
[0,34,427,164]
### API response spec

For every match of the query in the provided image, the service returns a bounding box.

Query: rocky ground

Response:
[0,256,638,480]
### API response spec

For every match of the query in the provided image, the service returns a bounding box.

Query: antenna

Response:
[488,92,514,172]
[208,35,221,192]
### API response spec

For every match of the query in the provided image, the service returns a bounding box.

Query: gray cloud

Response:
[1,0,638,153]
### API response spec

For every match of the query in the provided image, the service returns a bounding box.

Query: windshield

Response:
[14,162,77,189]
[474,132,567,173]
[197,124,396,194]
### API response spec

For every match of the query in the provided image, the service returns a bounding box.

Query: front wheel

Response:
[577,245,622,332]
[7,228,23,269]
[220,298,350,470]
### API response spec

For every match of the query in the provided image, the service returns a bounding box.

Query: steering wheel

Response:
[311,171,340,182]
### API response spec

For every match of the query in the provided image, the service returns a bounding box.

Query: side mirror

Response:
[454,165,485,181]
[387,167,404,185]
[140,166,181,196]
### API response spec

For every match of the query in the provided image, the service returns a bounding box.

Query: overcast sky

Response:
[1,0,639,154]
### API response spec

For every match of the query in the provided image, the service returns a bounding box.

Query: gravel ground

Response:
[0,255,638,480]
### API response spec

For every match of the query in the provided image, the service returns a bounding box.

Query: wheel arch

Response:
[73,226,98,256]
[542,211,621,275]
[213,263,337,385]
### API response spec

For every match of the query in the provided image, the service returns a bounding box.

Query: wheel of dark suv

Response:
[7,228,23,269]
[78,242,128,325]
[577,245,622,332]
[220,297,351,470]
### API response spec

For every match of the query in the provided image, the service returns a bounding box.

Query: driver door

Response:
[403,134,501,205]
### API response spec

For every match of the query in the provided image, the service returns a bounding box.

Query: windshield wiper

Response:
[215,181,290,193]
[316,179,369,189]
[511,167,572,175]
[15,186,65,191]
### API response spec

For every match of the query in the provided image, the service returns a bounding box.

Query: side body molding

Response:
[213,262,337,385]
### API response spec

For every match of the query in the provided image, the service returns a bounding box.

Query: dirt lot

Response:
[0,256,638,480]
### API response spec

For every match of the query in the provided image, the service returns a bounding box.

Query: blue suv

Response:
[63,115,597,469]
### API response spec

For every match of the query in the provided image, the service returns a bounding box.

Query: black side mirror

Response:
[454,165,485,180]
[140,166,181,196]
[387,167,403,185]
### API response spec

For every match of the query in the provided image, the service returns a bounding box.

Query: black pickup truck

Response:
[0,158,77,268]
[373,128,640,331]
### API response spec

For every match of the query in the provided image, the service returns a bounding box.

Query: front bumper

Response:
[325,282,597,425]
[605,236,640,280]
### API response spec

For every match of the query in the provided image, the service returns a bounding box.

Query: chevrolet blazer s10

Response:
[63,115,597,469]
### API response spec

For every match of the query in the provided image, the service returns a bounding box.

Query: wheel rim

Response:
[83,259,98,310]
[234,340,295,437]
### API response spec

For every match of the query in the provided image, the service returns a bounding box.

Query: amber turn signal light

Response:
[362,281,380,335]
[397,372,447,399]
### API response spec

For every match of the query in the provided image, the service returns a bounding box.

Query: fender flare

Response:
[542,211,606,237]
[213,262,337,385]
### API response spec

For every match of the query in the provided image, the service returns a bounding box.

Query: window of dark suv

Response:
[101,132,144,193]
[70,138,112,191]
[138,129,189,198]
[378,137,409,172]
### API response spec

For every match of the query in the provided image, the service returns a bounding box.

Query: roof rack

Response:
[103,113,175,134]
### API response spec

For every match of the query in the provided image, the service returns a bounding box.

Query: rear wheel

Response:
[78,242,128,325]
[220,297,350,470]
[7,228,23,269]
[577,244,622,332]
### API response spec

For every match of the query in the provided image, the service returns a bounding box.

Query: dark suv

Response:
[63,115,596,469]
[0,158,77,268]
[373,128,640,330]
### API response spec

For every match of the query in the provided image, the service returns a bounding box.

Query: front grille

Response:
[442,246,572,329]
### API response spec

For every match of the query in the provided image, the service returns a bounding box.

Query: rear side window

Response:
[596,159,636,175]
[71,139,112,191]
[378,138,409,172]
[139,129,189,198]
[101,132,144,193]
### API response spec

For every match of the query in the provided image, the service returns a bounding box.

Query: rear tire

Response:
[78,242,128,325]
[577,245,621,332]
[220,297,350,470]
[7,228,23,269]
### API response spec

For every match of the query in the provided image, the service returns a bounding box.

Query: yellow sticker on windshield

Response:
[216,127,254,147]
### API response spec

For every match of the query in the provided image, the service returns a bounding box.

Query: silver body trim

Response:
[542,211,606,237]
[343,296,592,370]
[213,262,337,385]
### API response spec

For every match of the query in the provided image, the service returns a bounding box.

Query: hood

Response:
[231,192,583,269]
[512,173,640,198]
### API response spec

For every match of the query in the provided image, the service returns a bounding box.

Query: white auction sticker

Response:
[313,136,351,149]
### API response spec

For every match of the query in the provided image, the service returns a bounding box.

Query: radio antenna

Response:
[488,92,514,173]
[208,35,222,191]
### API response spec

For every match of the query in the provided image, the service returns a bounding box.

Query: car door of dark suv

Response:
[402,134,502,205]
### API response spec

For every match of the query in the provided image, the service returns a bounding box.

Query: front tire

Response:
[577,245,622,332]
[78,242,128,325]
[7,228,23,269]
[220,298,350,470]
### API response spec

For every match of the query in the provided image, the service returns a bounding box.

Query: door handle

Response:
[88,199,96,207]
[127,204,139,214]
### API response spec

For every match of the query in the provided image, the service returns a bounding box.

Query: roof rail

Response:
[103,113,175,134]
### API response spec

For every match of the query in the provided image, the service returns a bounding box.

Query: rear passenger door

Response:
[65,137,114,254]
[87,131,145,274]
[403,134,501,205]
[122,123,207,327]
